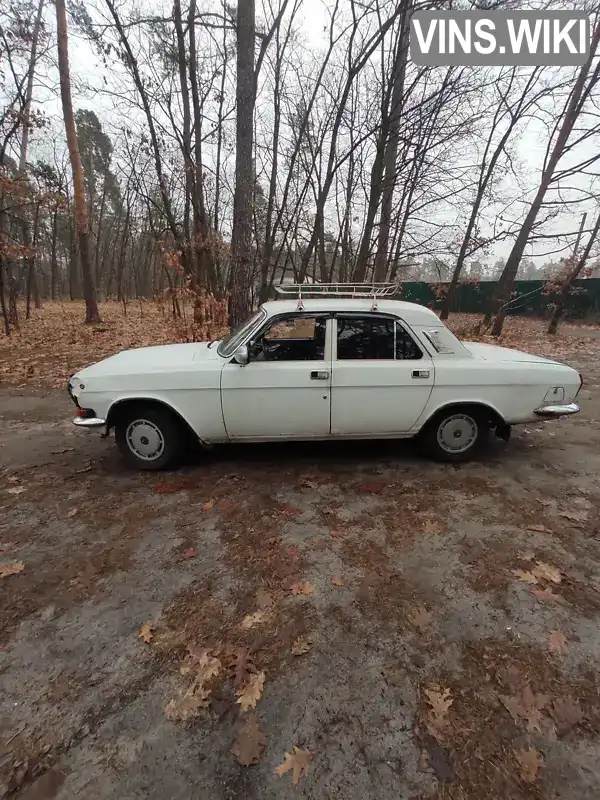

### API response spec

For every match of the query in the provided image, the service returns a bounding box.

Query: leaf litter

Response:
[290,580,315,596]
[499,684,549,732]
[274,745,312,786]
[548,629,568,655]
[0,560,25,579]
[514,747,543,783]
[231,712,268,766]
[236,671,265,713]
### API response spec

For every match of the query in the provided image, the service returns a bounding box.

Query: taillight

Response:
[75,408,96,419]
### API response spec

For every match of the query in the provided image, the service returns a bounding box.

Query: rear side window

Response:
[336,316,422,360]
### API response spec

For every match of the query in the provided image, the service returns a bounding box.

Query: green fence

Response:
[399,279,600,319]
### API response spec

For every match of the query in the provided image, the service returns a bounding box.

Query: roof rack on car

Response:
[274,282,401,311]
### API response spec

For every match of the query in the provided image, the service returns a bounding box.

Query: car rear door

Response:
[330,313,434,435]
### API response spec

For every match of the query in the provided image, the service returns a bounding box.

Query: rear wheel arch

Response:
[421,401,506,432]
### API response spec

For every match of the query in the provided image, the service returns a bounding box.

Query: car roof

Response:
[260,298,441,325]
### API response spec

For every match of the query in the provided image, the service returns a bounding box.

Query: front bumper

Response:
[534,402,580,418]
[72,416,106,429]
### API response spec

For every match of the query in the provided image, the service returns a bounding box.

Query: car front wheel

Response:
[114,406,185,470]
[421,408,488,463]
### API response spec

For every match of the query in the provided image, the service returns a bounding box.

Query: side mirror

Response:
[233,344,249,366]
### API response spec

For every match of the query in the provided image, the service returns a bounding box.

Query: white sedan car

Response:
[67,285,582,469]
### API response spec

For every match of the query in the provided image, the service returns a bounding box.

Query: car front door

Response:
[220,313,332,438]
[331,313,434,435]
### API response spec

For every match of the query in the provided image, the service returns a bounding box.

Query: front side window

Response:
[251,314,327,361]
[218,309,266,357]
[336,315,422,360]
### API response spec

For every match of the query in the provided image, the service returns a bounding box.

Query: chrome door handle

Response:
[412,369,430,379]
[310,370,330,380]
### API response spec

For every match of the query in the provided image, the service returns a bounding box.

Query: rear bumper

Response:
[534,402,580,418]
[72,416,106,429]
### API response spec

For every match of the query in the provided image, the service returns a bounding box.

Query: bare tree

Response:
[56,0,100,323]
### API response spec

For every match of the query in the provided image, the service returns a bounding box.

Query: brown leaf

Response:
[0,560,25,578]
[283,546,301,561]
[532,561,562,584]
[423,519,444,534]
[358,482,383,494]
[280,502,301,517]
[291,636,312,656]
[290,580,315,596]
[527,524,552,533]
[0,542,15,554]
[559,509,588,524]
[500,685,548,732]
[407,605,433,632]
[237,671,265,713]
[203,501,214,511]
[231,712,268,766]
[513,569,538,585]
[183,547,197,559]
[424,686,453,738]
[548,629,568,655]
[274,746,312,786]
[67,507,78,518]
[532,587,563,603]
[551,697,584,735]
[515,747,543,783]
[256,589,274,609]
[331,575,344,587]
[7,486,26,496]
[186,648,222,683]
[138,622,153,643]
[240,611,267,630]
[329,528,347,539]
[164,682,210,721]
[232,647,255,688]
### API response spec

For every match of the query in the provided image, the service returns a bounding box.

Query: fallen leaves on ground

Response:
[532,587,563,603]
[138,622,154,643]
[0,560,25,578]
[329,528,347,539]
[183,547,197,559]
[500,685,549,732]
[7,486,26,496]
[0,542,15,554]
[240,611,267,630]
[551,696,584,735]
[331,575,344,587]
[283,546,301,561]
[513,569,539,585]
[291,636,312,656]
[407,605,433,632]
[203,501,214,511]
[165,649,222,721]
[256,589,274,610]
[274,746,312,786]
[231,712,268,766]
[423,519,444,534]
[236,671,265,712]
[153,478,192,494]
[290,580,315,596]
[515,747,543,783]
[532,561,562,584]
[424,686,453,739]
[548,629,568,655]
[67,507,78,518]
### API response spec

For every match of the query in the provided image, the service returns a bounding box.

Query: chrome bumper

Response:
[72,416,106,429]
[534,402,580,418]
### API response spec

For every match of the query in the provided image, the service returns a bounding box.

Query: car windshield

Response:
[218,309,266,357]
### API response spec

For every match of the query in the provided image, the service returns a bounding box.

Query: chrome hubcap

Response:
[437,414,478,454]
[126,419,165,461]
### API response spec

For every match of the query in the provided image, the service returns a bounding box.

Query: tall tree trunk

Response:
[374,0,411,282]
[56,0,101,323]
[548,210,599,334]
[18,0,45,314]
[50,208,58,300]
[229,0,256,325]
[489,22,600,336]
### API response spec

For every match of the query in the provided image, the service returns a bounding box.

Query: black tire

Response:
[420,407,489,463]
[114,405,186,470]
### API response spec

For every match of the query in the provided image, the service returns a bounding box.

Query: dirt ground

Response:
[1,317,600,799]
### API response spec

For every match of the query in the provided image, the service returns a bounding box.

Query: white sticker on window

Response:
[424,329,454,354]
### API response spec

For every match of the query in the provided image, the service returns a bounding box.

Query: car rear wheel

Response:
[421,408,489,463]
[114,406,185,470]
